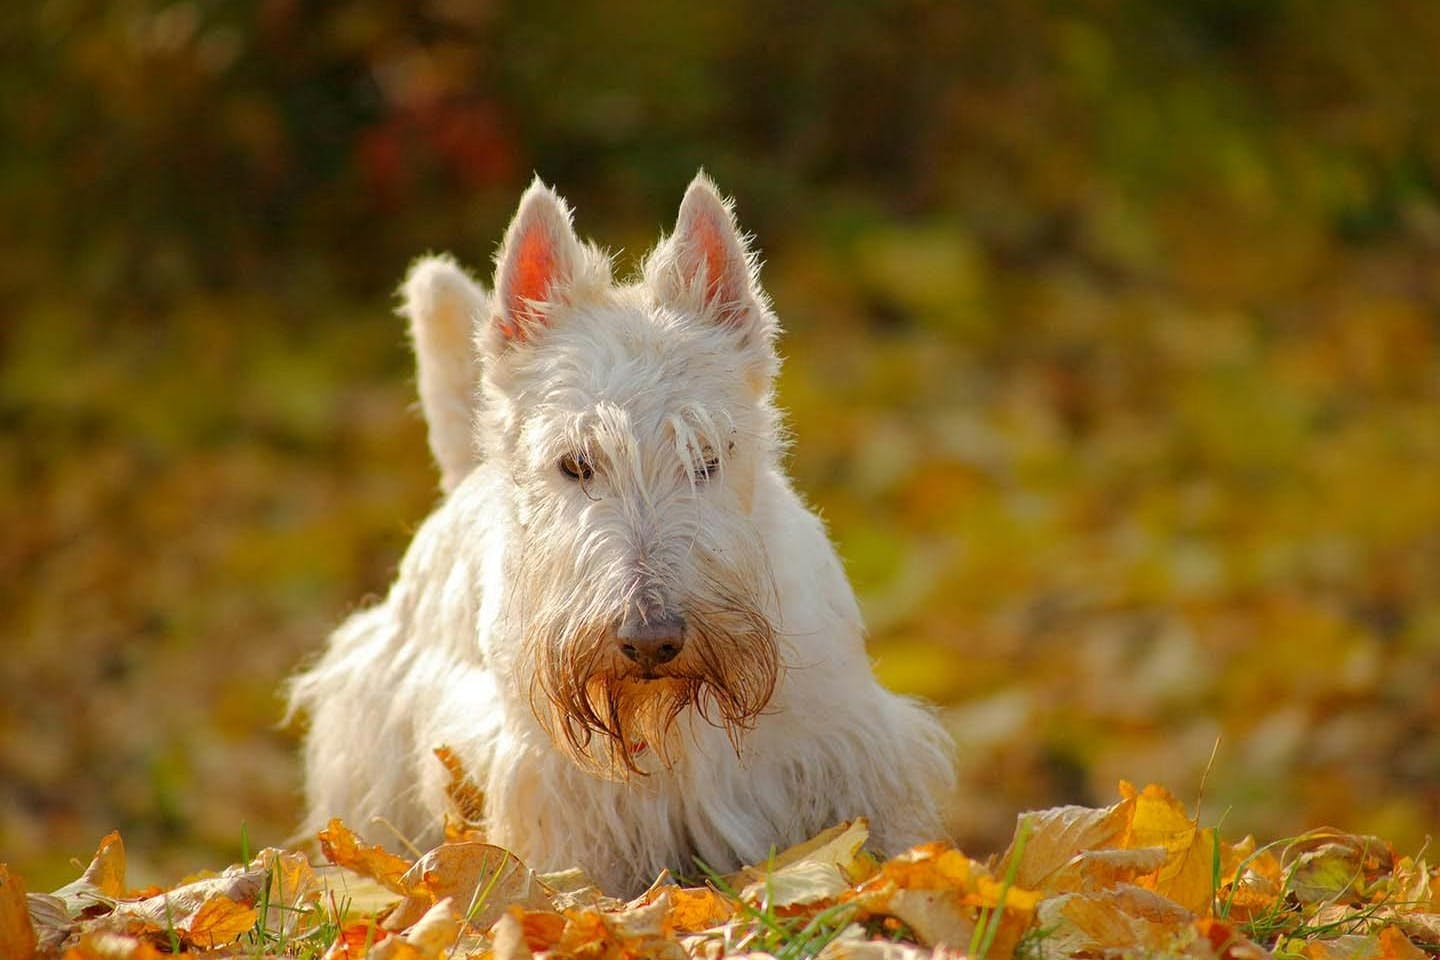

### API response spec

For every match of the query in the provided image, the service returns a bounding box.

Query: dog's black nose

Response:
[617,609,685,671]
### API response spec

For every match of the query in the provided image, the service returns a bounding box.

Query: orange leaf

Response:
[323,920,391,959]
[434,746,486,825]
[53,832,127,917]
[0,865,36,960]
[318,819,414,894]
[184,895,259,949]
[61,930,169,960]
[516,907,567,951]
[664,886,733,934]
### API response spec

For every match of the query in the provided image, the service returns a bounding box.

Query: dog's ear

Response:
[653,173,774,346]
[402,255,486,493]
[490,178,582,345]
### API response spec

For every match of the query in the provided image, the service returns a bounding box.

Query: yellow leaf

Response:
[1123,784,1213,914]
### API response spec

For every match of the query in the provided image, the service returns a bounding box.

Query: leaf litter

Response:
[5,780,1440,960]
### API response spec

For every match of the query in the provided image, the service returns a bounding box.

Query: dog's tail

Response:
[401,255,488,493]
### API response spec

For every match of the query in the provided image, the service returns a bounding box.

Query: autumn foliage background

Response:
[3,1,1438,890]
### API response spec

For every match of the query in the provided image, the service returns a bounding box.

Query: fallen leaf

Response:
[743,859,851,909]
[491,909,534,960]
[819,931,967,960]
[104,869,264,948]
[1286,832,1391,906]
[1301,934,1385,960]
[1041,845,1169,894]
[249,846,322,936]
[664,886,734,934]
[384,841,550,932]
[60,930,170,960]
[1000,791,1136,891]
[52,832,127,917]
[512,906,567,952]
[318,819,415,894]
[26,892,72,955]
[1218,836,1285,922]
[734,820,877,910]
[853,843,1037,953]
[770,819,875,880]
[1,865,37,960]
[322,919,392,959]
[1033,884,1196,960]
[1195,917,1273,960]
[184,893,261,948]
[1124,784,1215,914]
[434,745,487,825]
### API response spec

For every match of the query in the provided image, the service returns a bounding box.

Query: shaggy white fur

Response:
[288,173,955,895]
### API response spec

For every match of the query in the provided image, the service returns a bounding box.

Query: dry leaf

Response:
[1042,845,1169,894]
[434,745,487,825]
[384,841,550,932]
[27,892,72,955]
[318,819,415,894]
[1124,784,1215,914]
[819,931,966,960]
[1286,832,1391,906]
[323,919,392,959]
[60,930,170,960]
[1194,917,1273,960]
[854,843,1037,954]
[1000,792,1136,891]
[1218,836,1285,922]
[249,846,322,936]
[52,832,127,917]
[105,869,264,948]
[1033,884,1196,960]
[491,909,535,960]
[664,886,734,934]
[1,865,37,960]
[736,819,876,909]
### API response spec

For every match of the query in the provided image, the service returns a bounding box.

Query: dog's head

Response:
[476,174,784,775]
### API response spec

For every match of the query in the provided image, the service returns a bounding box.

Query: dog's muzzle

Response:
[616,607,685,674]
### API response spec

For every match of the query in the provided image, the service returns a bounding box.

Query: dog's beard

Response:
[525,584,779,777]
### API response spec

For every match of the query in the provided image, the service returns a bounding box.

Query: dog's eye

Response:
[694,442,733,482]
[694,453,721,482]
[558,453,593,481]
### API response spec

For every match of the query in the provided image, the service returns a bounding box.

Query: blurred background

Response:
[3,0,1439,889]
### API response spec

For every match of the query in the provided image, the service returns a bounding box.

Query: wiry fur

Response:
[288,173,955,895]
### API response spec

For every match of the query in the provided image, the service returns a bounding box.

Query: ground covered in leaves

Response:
[5,783,1440,960]
[5,0,1440,894]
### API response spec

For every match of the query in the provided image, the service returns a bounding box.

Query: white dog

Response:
[289,174,954,894]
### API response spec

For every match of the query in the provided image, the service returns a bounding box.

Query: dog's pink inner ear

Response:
[693,215,733,309]
[677,197,752,328]
[502,226,557,341]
